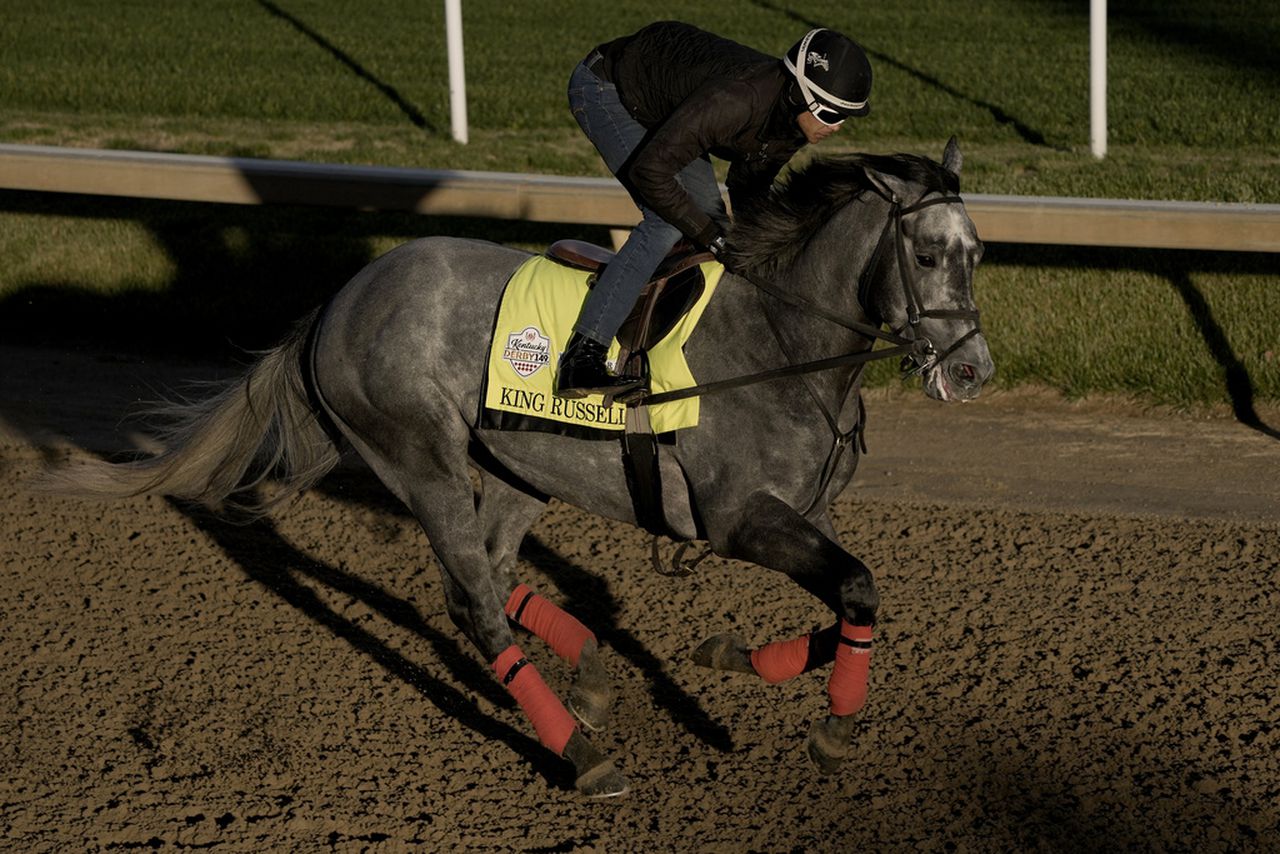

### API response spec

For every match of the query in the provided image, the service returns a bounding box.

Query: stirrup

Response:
[555,333,643,399]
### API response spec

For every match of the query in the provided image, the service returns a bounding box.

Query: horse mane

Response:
[726,153,960,277]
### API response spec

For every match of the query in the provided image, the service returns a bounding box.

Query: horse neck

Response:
[764,196,888,406]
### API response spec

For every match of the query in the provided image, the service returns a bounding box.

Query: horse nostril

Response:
[949,362,979,387]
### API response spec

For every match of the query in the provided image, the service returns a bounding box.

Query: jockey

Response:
[556,21,873,398]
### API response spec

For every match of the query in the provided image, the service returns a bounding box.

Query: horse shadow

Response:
[172,496,578,793]
[245,462,735,756]
[313,471,736,753]
[517,536,737,753]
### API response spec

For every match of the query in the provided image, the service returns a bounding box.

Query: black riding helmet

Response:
[783,28,873,125]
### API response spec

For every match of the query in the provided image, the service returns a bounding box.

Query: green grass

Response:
[1,1,1278,410]
[3,0,1277,198]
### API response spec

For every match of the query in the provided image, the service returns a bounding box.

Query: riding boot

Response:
[555,333,642,399]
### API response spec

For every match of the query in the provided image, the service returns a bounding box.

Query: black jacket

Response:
[594,21,808,246]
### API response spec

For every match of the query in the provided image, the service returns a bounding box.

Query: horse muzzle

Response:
[915,335,993,403]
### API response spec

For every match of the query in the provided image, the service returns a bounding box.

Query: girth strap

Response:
[621,405,667,537]
[620,404,712,576]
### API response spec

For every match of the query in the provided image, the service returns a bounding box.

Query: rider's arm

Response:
[725,157,787,218]
[622,82,755,248]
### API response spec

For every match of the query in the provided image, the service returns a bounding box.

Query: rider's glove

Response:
[707,234,729,261]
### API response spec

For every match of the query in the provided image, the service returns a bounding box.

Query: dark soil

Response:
[2,345,1277,852]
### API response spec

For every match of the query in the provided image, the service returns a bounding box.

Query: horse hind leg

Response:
[350,429,627,797]
[477,471,613,732]
[503,585,612,732]
[567,638,610,732]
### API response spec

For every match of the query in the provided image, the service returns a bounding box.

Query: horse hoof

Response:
[567,692,609,732]
[575,760,630,799]
[692,633,754,673]
[563,731,628,798]
[569,642,611,731]
[806,716,850,775]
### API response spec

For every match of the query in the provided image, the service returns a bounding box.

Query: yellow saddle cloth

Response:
[480,254,724,438]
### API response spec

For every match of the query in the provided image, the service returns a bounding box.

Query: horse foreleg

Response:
[707,492,879,771]
[696,621,841,679]
[695,630,869,775]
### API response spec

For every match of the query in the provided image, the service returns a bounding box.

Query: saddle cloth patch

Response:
[482,255,724,437]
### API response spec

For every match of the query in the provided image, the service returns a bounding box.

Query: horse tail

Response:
[38,307,341,518]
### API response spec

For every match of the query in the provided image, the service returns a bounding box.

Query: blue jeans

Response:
[566,61,727,345]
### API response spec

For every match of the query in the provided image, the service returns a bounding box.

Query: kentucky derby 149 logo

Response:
[503,326,551,378]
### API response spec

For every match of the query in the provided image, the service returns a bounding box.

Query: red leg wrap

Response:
[750,634,812,684]
[504,583,596,666]
[828,621,873,716]
[492,645,576,756]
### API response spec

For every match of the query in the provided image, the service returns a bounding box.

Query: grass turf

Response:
[1,1,1277,409]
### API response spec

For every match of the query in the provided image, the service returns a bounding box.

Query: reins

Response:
[641,188,974,407]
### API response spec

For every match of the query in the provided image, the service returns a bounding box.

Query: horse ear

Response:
[863,168,899,203]
[942,136,963,175]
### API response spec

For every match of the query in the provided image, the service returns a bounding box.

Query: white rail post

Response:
[1090,0,1107,159]
[445,0,468,144]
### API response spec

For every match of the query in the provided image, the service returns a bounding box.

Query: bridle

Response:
[861,188,983,376]
[643,185,982,406]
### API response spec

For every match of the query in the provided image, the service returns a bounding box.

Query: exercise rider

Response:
[556,21,874,398]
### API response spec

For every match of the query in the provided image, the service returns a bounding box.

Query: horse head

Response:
[727,138,995,404]
[858,138,994,402]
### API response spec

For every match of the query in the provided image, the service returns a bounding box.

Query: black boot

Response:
[555,333,642,399]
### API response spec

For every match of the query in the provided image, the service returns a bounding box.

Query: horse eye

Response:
[916,254,936,268]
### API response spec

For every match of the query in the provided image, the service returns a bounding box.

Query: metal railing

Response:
[2,143,1277,252]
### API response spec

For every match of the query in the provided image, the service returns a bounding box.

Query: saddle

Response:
[545,239,713,358]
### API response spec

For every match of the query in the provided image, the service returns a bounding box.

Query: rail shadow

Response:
[0,190,593,358]
[747,0,1059,148]
[989,243,1280,441]
[257,0,433,131]
[1034,0,1280,89]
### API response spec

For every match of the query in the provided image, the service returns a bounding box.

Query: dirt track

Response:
[2,345,1278,852]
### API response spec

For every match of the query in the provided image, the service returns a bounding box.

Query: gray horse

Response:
[45,140,993,798]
